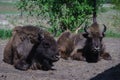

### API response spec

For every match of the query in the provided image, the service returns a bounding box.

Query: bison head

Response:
[34,34,59,70]
[83,22,107,62]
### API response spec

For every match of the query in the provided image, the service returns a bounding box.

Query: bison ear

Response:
[102,24,107,37]
[38,33,44,41]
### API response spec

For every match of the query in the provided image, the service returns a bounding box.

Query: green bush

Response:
[16,0,104,36]
[111,0,120,9]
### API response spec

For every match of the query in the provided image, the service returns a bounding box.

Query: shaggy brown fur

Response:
[57,23,111,62]
[57,30,73,59]
[3,25,59,70]
[57,30,85,60]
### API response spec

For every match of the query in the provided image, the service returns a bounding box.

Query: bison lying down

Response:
[57,22,112,62]
[3,25,59,71]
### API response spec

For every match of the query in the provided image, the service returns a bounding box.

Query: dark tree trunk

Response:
[93,0,97,23]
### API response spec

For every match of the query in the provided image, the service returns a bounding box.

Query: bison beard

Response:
[3,25,59,71]
[82,41,100,62]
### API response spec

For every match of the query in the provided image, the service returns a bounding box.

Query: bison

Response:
[3,25,59,71]
[57,30,86,61]
[57,22,111,62]
[57,30,74,59]
[80,22,111,62]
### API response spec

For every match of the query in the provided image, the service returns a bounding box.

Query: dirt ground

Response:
[0,38,120,80]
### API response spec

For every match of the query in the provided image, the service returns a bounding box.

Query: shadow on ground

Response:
[90,63,120,80]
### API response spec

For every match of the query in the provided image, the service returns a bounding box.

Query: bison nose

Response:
[52,55,59,62]
[55,55,60,60]
[94,46,100,51]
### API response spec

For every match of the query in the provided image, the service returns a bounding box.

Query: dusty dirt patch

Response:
[0,38,120,80]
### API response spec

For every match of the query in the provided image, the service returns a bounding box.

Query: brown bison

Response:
[57,30,74,59]
[3,25,59,71]
[57,22,111,62]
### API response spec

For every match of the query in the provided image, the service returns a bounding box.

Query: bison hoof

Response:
[71,56,85,61]
[15,64,29,71]
[103,55,112,60]
[70,54,85,61]
[3,59,13,65]
[14,61,30,71]
[42,67,51,71]
[102,53,112,60]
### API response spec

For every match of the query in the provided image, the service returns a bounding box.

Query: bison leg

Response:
[41,59,53,71]
[59,47,69,60]
[30,60,42,70]
[101,52,112,60]
[13,50,30,71]
[30,59,53,71]
[70,49,85,61]
[3,39,13,64]
[14,38,34,70]
[14,58,30,70]
[60,52,69,60]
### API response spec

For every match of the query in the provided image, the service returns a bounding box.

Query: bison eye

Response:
[43,42,50,48]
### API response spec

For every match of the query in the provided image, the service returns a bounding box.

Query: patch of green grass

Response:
[106,30,120,38]
[0,29,12,39]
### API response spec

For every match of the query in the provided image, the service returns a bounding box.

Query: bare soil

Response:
[0,2,120,80]
[0,38,120,80]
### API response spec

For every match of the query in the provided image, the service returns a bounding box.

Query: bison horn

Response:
[103,24,107,32]
[38,33,44,41]
[84,24,88,33]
